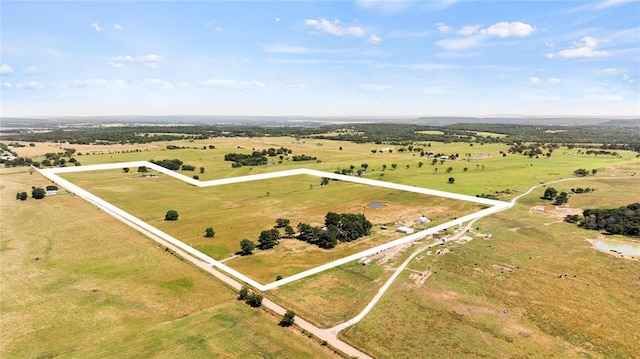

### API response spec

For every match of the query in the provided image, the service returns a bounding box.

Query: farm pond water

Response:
[368,202,384,208]
[593,239,640,256]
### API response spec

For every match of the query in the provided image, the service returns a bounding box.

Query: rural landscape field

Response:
[2,0,639,358]
[2,119,640,358]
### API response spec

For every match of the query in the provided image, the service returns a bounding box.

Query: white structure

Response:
[413,217,429,224]
[396,227,414,235]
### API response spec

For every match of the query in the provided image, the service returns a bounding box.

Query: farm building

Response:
[396,227,414,235]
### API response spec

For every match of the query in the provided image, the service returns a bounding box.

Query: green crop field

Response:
[0,167,336,359]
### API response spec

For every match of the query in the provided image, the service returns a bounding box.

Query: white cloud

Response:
[263,44,350,54]
[546,53,555,59]
[68,78,127,89]
[113,23,123,30]
[285,83,306,90]
[529,76,541,84]
[138,78,174,90]
[367,34,382,44]
[557,36,610,58]
[597,67,622,76]
[436,22,452,33]
[109,55,163,69]
[92,22,101,32]
[22,66,38,74]
[199,79,267,89]
[457,25,480,36]
[216,26,223,31]
[481,21,535,37]
[1,64,14,74]
[435,21,535,51]
[304,18,366,38]
[594,0,635,10]
[275,17,281,22]
[360,83,394,91]
[3,82,12,89]
[549,77,562,84]
[435,35,484,50]
[176,81,191,89]
[15,81,44,89]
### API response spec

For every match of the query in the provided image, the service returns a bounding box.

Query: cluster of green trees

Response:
[291,154,316,161]
[571,187,594,194]
[566,203,640,237]
[224,152,268,167]
[17,186,49,200]
[541,187,569,205]
[296,212,372,249]
[573,168,597,177]
[149,158,195,172]
[237,286,263,308]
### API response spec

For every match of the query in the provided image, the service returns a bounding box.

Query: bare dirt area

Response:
[530,205,581,222]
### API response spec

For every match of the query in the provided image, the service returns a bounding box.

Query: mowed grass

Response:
[341,175,640,359]
[0,168,335,359]
[59,169,482,283]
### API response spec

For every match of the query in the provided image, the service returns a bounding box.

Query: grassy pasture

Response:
[17,136,638,199]
[0,168,335,358]
[59,169,482,283]
[341,174,640,359]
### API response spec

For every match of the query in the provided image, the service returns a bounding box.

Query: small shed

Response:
[45,190,58,196]
[396,227,414,235]
[413,217,430,224]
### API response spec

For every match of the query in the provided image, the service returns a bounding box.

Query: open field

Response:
[341,173,640,359]
[11,136,639,199]
[58,167,483,283]
[4,136,640,358]
[0,167,336,358]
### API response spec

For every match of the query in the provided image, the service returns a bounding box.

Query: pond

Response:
[368,202,384,209]
[593,238,640,256]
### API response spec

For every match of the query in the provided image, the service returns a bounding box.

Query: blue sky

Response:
[1,0,638,117]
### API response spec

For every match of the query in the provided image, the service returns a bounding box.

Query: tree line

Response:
[565,203,640,237]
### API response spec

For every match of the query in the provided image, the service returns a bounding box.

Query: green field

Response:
[0,168,336,358]
[59,169,482,283]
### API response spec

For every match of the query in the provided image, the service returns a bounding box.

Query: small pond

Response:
[593,239,640,256]
[368,202,384,209]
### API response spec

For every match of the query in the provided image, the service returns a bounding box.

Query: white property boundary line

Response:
[37,161,513,292]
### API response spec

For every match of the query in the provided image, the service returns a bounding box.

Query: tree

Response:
[325,212,341,227]
[240,239,256,255]
[361,163,369,171]
[199,167,205,174]
[448,177,455,184]
[320,177,330,186]
[284,225,295,238]
[382,164,387,171]
[237,286,249,300]
[573,168,589,177]
[542,187,558,200]
[391,163,397,170]
[46,185,58,191]
[371,149,377,154]
[258,228,280,249]
[279,310,296,327]
[245,293,263,307]
[554,192,569,205]
[591,169,598,176]
[275,218,290,228]
[31,187,45,200]
[418,161,424,168]
[123,167,130,173]
[16,192,28,201]
[445,166,453,173]
[137,166,148,173]
[165,210,179,221]
[204,227,215,238]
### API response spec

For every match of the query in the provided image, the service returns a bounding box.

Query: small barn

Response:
[396,227,414,235]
